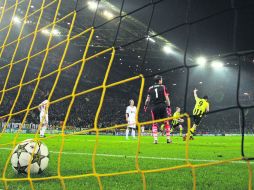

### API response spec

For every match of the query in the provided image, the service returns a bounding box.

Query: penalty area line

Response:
[0,147,253,165]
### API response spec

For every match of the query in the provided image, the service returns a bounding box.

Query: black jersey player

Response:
[144,75,172,144]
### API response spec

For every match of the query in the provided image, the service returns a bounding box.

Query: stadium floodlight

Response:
[87,1,97,10]
[52,29,60,36]
[211,60,224,68]
[103,10,114,19]
[41,29,50,35]
[13,16,21,24]
[196,56,207,66]
[163,45,173,54]
[147,36,155,43]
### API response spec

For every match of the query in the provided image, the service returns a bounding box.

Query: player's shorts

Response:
[40,114,48,125]
[193,115,203,126]
[151,103,167,120]
[128,120,136,129]
[172,123,180,128]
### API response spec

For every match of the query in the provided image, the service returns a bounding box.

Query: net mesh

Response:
[0,0,253,189]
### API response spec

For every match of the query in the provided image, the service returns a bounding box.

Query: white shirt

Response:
[126,106,137,122]
[39,100,49,116]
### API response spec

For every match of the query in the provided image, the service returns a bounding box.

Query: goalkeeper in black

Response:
[144,75,172,144]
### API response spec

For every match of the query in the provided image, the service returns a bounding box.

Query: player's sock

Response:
[190,125,196,136]
[189,126,196,140]
[179,126,183,137]
[152,124,158,142]
[43,126,47,137]
[131,129,135,138]
[40,127,43,137]
[165,122,171,140]
[166,124,172,143]
[126,128,129,139]
[190,124,197,134]
[40,125,46,137]
[190,127,195,134]
[165,123,172,143]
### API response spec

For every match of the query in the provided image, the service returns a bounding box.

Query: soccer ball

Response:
[11,139,49,174]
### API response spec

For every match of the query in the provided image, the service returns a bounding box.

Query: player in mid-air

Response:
[184,88,209,140]
[38,95,49,138]
[144,75,172,144]
[170,107,184,137]
[126,99,137,140]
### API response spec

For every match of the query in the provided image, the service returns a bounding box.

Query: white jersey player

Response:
[38,96,49,138]
[126,99,137,139]
[141,126,145,136]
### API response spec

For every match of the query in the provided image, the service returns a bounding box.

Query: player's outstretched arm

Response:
[206,103,210,112]
[194,88,198,100]
[144,96,150,112]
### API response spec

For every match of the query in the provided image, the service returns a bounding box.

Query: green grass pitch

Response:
[0,134,253,190]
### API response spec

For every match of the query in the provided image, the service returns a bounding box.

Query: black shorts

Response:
[151,103,167,121]
[172,123,180,128]
[193,115,203,125]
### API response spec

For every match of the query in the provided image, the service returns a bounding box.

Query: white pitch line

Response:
[0,147,253,165]
[88,140,137,143]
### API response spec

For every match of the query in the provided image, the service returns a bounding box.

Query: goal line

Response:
[0,147,252,165]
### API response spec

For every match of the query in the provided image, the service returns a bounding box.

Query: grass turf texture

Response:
[0,134,253,190]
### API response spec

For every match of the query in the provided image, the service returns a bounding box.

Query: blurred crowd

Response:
[0,72,254,134]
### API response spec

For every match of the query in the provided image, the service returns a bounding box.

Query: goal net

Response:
[0,0,253,189]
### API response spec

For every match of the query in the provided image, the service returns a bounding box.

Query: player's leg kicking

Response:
[184,115,201,141]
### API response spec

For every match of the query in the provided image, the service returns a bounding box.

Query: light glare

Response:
[87,1,97,10]
[196,56,207,66]
[211,60,224,68]
[163,45,173,54]
[41,29,50,35]
[103,10,114,19]
[52,29,60,35]
[13,16,21,23]
[147,36,155,43]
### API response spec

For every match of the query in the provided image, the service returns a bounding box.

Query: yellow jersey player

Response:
[184,88,209,140]
[160,124,165,136]
[171,107,184,137]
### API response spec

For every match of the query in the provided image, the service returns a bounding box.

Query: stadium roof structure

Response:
[0,0,189,81]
